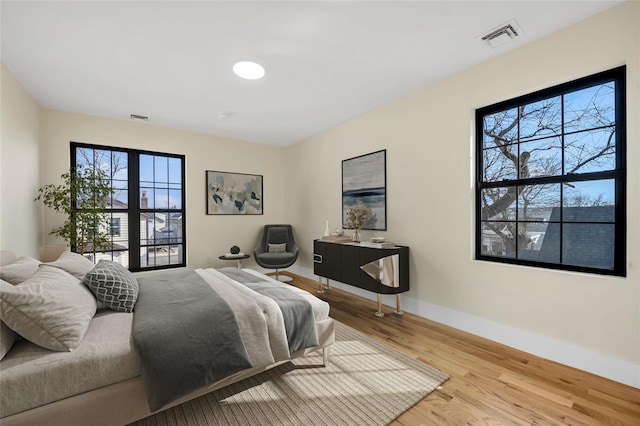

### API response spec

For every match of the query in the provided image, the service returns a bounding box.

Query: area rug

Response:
[130,321,448,426]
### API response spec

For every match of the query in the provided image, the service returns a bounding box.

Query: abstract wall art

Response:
[206,170,263,215]
[342,149,387,230]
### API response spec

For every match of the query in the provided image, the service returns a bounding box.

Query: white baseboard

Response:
[288,265,639,389]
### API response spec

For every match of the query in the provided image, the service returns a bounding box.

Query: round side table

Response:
[218,254,250,268]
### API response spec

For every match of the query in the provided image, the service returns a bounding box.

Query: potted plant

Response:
[35,165,115,255]
[345,200,372,243]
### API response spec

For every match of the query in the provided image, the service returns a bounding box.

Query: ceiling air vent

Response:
[480,20,523,48]
[130,114,149,121]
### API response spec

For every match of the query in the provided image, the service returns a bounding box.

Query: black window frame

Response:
[475,66,626,276]
[71,142,187,272]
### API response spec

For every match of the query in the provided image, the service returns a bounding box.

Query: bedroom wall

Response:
[0,63,40,257]
[285,1,640,387]
[37,109,288,270]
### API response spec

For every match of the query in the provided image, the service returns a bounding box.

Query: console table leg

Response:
[374,294,385,317]
[317,277,332,294]
[394,294,404,316]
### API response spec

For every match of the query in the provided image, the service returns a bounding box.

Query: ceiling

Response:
[1,1,623,147]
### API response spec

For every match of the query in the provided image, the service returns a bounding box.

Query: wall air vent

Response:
[480,20,523,48]
[130,114,149,121]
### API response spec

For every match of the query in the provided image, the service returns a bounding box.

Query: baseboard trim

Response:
[288,265,639,389]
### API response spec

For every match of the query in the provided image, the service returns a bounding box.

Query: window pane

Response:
[140,213,153,245]
[520,97,561,141]
[155,187,169,209]
[141,188,154,209]
[480,222,515,258]
[169,189,182,209]
[112,179,128,207]
[168,157,182,184]
[564,128,616,174]
[519,137,562,178]
[481,187,516,220]
[563,224,614,269]
[482,108,518,150]
[564,82,615,132]
[564,205,615,224]
[112,151,128,181]
[76,148,93,168]
[563,179,614,221]
[94,149,112,175]
[483,146,517,182]
[140,154,154,183]
[517,222,558,262]
[154,156,168,183]
[518,184,560,221]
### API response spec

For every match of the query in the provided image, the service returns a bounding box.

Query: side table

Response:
[218,254,250,269]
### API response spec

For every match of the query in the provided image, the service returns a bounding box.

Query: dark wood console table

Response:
[313,239,409,317]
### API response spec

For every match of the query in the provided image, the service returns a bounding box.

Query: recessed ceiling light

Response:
[233,61,265,80]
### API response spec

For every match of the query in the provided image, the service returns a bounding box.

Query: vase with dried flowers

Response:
[345,200,371,243]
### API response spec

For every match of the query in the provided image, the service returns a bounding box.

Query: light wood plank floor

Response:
[274,272,640,426]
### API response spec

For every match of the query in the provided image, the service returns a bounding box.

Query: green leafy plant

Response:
[35,165,114,255]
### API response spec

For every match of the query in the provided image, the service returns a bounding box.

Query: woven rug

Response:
[131,321,448,426]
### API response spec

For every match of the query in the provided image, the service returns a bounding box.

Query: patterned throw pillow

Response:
[83,260,139,313]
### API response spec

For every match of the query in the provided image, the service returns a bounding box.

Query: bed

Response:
[0,250,335,426]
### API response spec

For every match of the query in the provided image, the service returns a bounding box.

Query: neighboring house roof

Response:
[537,206,615,269]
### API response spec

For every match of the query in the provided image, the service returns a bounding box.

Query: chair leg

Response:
[275,269,279,280]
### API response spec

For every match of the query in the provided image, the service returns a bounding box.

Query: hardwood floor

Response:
[276,272,640,426]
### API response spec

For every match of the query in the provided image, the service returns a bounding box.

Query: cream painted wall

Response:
[38,109,289,269]
[286,1,639,384]
[0,63,40,257]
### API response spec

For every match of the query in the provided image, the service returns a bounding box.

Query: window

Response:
[71,143,186,271]
[111,218,121,237]
[475,66,626,276]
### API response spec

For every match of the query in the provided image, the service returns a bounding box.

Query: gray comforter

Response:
[218,268,318,353]
[132,267,317,412]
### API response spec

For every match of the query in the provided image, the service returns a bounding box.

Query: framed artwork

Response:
[206,170,263,215]
[342,149,387,230]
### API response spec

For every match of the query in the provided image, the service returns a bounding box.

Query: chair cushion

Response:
[256,252,296,268]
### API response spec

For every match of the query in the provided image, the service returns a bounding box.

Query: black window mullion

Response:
[128,151,141,271]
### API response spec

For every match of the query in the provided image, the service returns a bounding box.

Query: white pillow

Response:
[0,265,97,351]
[0,257,40,284]
[45,251,95,280]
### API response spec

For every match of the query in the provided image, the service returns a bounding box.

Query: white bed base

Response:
[1,318,334,426]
